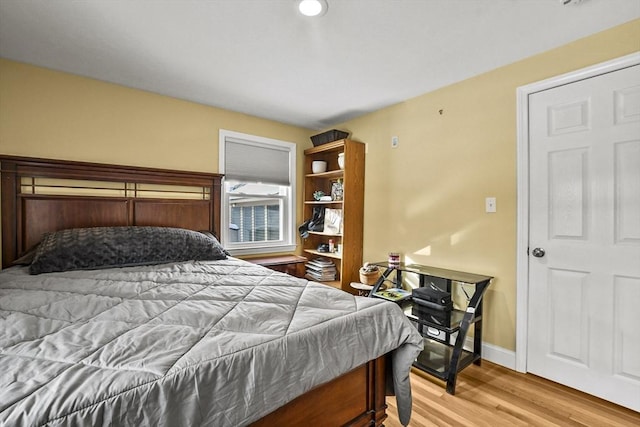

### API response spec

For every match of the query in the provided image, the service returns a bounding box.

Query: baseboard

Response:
[464,337,516,370]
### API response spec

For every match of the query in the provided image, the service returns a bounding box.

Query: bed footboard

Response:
[251,355,387,427]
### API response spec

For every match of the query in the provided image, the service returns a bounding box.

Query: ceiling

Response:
[1,1,638,130]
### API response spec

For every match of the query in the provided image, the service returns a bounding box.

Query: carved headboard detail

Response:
[0,156,223,268]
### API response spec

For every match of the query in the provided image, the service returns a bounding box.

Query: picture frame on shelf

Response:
[331,179,343,201]
[324,208,343,234]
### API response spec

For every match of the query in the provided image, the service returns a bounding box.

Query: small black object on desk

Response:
[368,262,492,395]
[412,285,452,310]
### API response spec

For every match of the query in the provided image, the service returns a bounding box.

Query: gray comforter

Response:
[0,258,423,426]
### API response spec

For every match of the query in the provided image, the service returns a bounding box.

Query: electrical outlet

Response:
[391,136,399,148]
[485,197,496,213]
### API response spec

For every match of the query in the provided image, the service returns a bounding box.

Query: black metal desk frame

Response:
[368,262,492,394]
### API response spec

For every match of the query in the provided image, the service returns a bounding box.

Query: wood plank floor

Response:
[384,362,640,426]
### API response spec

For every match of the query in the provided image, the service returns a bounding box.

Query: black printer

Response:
[412,285,452,311]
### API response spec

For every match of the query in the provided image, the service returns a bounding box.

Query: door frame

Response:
[514,52,640,373]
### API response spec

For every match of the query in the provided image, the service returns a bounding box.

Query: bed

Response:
[0,156,423,426]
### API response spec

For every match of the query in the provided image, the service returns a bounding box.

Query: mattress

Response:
[0,258,423,426]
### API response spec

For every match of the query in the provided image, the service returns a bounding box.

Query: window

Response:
[219,130,296,255]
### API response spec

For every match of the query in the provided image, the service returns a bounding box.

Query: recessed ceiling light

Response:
[298,0,328,17]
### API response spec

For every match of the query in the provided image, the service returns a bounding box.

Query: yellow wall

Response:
[336,19,640,351]
[0,59,313,170]
[0,58,313,255]
[1,19,638,352]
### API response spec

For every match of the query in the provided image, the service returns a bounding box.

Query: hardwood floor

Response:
[384,362,640,426]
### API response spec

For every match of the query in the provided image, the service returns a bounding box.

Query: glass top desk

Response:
[367,262,493,395]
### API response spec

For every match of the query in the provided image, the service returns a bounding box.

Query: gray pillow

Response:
[29,226,227,275]
[12,247,38,266]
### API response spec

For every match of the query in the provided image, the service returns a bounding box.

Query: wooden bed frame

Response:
[0,155,388,426]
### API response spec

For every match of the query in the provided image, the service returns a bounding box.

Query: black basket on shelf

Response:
[310,129,349,146]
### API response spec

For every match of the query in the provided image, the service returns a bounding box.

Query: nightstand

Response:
[248,255,308,279]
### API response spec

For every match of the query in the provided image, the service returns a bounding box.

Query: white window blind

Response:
[219,130,297,255]
[224,138,290,186]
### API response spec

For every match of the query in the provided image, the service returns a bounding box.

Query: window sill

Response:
[227,244,297,257]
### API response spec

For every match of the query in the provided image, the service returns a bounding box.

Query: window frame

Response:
[219,129,297,256]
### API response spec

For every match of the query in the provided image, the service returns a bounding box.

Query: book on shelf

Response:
[306,257,335,266]
[305,272,337,281]
[305,257,337,281]
[373,287,412,302]
[305,263,336,273]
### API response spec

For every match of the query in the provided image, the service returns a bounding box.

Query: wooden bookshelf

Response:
[302,139,365,293]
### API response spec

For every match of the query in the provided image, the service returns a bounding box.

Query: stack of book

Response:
[305,258,337,282]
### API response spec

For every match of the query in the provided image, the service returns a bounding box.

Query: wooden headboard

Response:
[0,156,223,268]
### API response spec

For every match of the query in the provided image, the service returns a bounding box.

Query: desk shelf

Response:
[369,262,492,395]
[402,304,479,334]
[413,338,479,379]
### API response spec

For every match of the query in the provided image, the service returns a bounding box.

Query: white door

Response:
[528,64,640,411]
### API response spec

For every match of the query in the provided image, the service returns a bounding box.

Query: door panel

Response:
[548,268,589,365]
[548,148,588,239]
[528,64,640,411]
[615,276,640,381]
[615,140,640,243]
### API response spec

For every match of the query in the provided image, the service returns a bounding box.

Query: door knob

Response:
[532,247,545,258]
